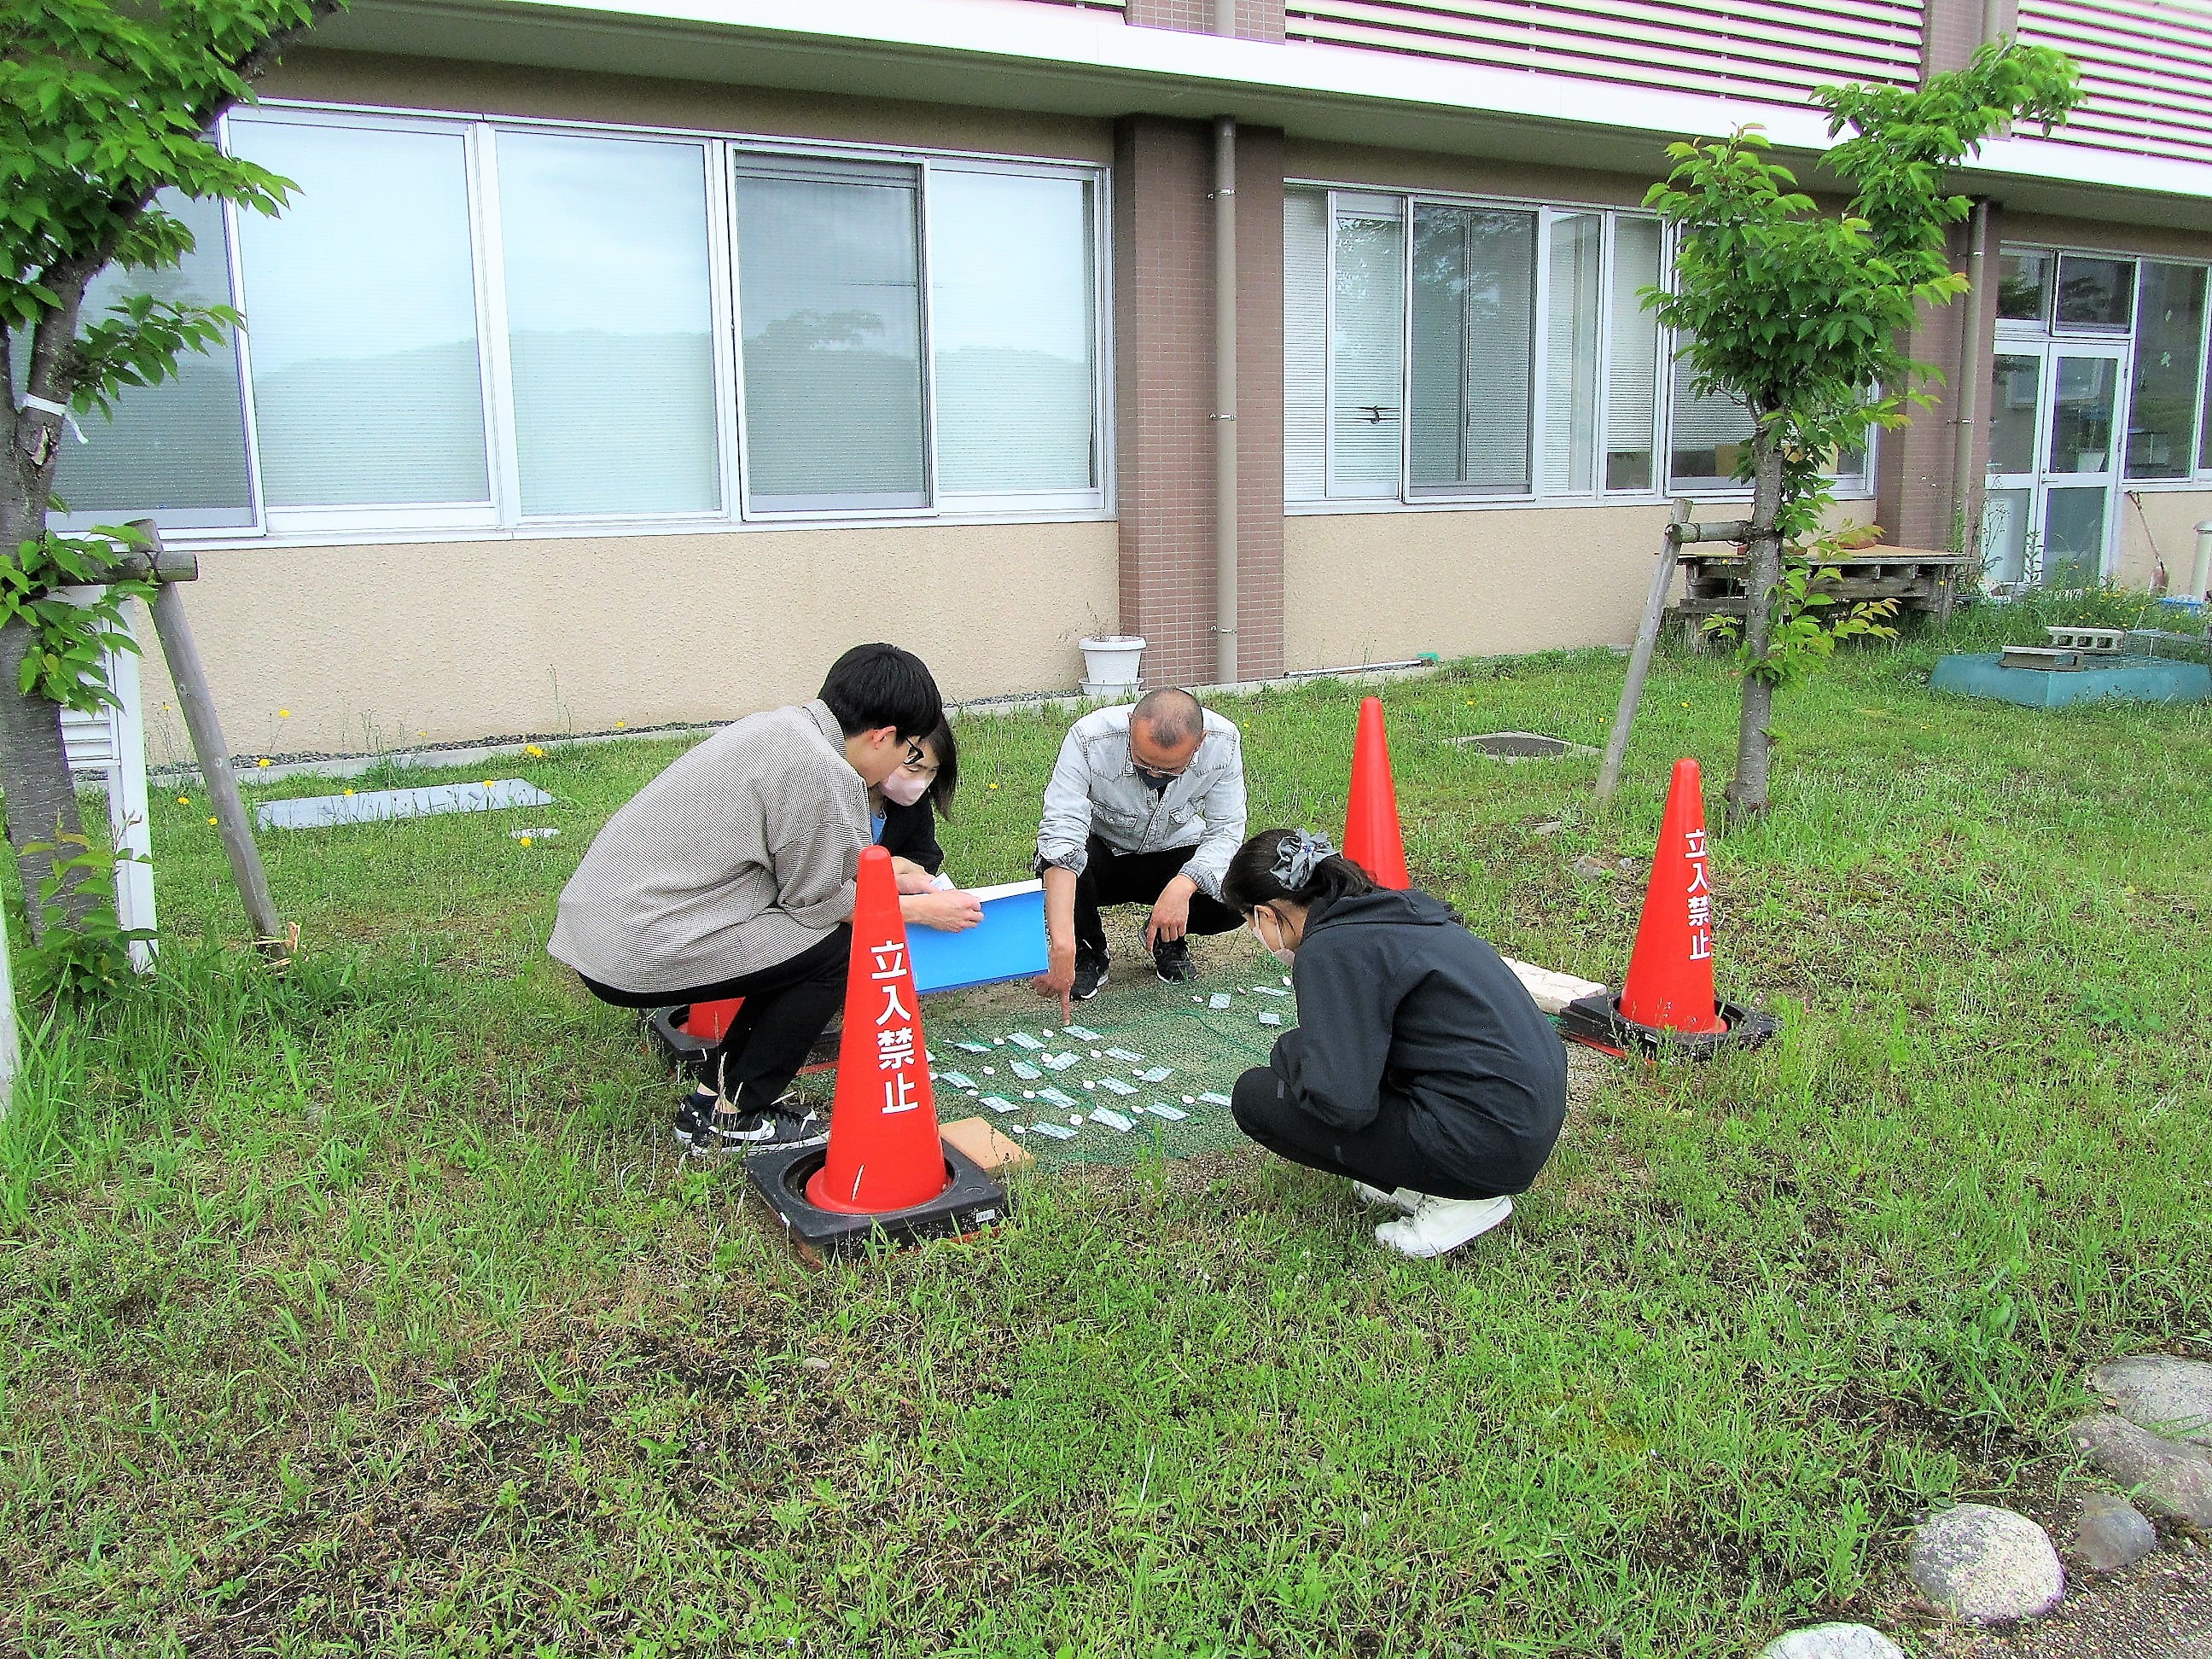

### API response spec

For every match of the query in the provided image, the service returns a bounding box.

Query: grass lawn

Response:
[3,602,2209,1656]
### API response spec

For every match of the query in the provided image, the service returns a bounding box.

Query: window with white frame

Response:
[43,108,1108,538]
[1284,185,1664,505]
[2002,242,2212,486]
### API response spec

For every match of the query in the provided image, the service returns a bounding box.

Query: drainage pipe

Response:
[2193,520,2212,602]
[1950,197,1993,555]
[1213,114,1238,684]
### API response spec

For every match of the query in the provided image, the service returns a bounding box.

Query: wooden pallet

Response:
[1673,545,1978,636]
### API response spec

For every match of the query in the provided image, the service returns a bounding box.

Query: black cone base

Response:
[1557,990,1778,1060]
[745,1139,1010,1260]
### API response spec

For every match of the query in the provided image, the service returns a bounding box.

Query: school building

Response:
[60,0,2212,755]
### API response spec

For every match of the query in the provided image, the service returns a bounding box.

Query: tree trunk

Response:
[1725,431,1788,829]
[0,621,93,940]
[4,364,94,940]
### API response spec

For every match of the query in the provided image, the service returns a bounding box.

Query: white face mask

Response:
[881,766,932,807]
[1249,908,1295,967]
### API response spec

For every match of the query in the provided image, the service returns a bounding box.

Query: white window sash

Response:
[197,102,1109,541]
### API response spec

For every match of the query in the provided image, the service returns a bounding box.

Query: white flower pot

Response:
[1078,634,1146,692]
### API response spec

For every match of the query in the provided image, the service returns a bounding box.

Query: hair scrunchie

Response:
[1272,829,1336,891]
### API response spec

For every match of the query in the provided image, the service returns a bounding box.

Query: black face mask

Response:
[1134,765,1176,795]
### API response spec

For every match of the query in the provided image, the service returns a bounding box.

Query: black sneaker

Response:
[696,1098,830,1154]
[1152,935,1196,983]
[1073,947,1109,1002]
[673,1088,718,1147]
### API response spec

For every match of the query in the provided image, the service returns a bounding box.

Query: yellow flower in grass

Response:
[524,744,545,758]
[517,835,534,847]
[207,816,218,825]
[343,788,356,797]
[176,795,190,806]
[256,757,271,767]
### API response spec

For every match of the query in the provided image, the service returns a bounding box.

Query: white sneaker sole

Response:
[1376,1196,1514,1259]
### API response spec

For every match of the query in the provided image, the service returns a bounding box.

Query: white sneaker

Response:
[1351,1181,1420,1214]
[1375,1193,1513,1259]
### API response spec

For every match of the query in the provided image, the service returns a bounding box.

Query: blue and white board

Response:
[909,878,1047,994]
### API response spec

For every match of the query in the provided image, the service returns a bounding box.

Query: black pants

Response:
[1074,835,1243,958]
[1230,1066,1508,1202]
[579,924,850,1112]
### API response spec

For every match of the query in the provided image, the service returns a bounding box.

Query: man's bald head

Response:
[1131,688,1204,748]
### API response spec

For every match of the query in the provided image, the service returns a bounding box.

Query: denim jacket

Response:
[1035,703,1248,899]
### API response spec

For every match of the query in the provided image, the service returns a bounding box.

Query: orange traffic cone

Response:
[1342,696,1410,889]
[1557,757,1776,1058]
[1617,758,1726,1035]
[683,998,743,1042]
[805,846,952,1214]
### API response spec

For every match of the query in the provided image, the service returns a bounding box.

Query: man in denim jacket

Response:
[1033,688,1248,1016]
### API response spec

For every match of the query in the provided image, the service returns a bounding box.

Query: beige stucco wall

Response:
[1283,504,1683,669]
[133,522,1118,765]
[2116,490,2212,593]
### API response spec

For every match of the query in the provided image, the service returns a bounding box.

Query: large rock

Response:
[2069,1413,2212,1526]
[1757,1625,1907,1659]
[2092,1355,2212,1447]
[1906,1503,2066,1623]
[2071,1488,2157,1574]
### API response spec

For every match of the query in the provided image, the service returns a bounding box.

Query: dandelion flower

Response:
[207,816,218,825]
[987,783,999,790]
[277,708,291,718]
[517,835,533,847]
[614,719,627,729]
[256,757,271,767]
[343,788,355,797]
[482,780,496,789]
[524,744,544,758]
[176,795,190,806]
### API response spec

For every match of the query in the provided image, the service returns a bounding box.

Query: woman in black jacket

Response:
[875,718,982,934]
[1221,828,1568,1258]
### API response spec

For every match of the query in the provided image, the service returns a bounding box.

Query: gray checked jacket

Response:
[1034,703,1249,900]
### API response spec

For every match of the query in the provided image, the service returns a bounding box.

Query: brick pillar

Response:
[1112,116,1286,687]
[1922,0,1999,77]
[1236,126,1287,681]
[1126,0,1284,41]
[1877,204,2003,553]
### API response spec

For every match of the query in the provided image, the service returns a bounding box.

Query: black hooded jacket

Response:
[1271,888,1568,1192]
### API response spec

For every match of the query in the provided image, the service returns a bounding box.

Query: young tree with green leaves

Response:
[1647,40,2080,826]
[2,0,340,939]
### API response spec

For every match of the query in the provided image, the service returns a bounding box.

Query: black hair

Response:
[919,717,958,820]
[1221,828,1378,915]
[819,644,943,742]
[1131,687,1204,748]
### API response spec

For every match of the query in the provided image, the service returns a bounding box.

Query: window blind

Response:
[1330,198,1407,498]
[929,169,1097,495]
[735,160,928,509]
[45,192,254,527]
[1284,188,1330,501]
[231,120,492,508]
[497,131,719,517]
[1540,212,1602,494]
[1605,217,1662,492]
[1410,204,1534,495]
[1668,353,1755,490]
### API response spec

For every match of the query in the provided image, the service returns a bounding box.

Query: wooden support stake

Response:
[0,881,15,1115]
[128,521,287,957]
[1596,501,1690,806]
